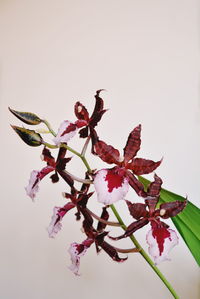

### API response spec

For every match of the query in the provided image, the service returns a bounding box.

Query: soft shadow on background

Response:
[0,1,199,298]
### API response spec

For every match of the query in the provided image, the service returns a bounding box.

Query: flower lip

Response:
[146,223,179,264]
[93,168,129,205]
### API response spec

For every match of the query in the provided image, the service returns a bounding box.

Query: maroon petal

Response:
[42,147,56,167]
[159,200,187,219]
[82,208,94,238]
[77,192,94,208]
[79,126,89,138]
[89,109,107,128]
[97,239,127,262]
[90,90,104,119]
[50,172,59,183]
[123,125,141,164]
[128,158,162,175]
[110,218,149,240]
[56,157,72,172]
[56,147,67,161]
[37,166,55,181]
[127,171,147,197]
[126,218,149,237]
[94,140,120,164]
[74,102,89,121]
[126,201,148,220]
[147,174,163,197]
[97,207,109,232]
[57,170,74,187]
[61,122,77,136]
[89,90,107,128]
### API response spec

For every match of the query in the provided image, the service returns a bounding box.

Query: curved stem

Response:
[86,208,120,227]
[63,170,92,184]
[110,204,179,299]
[81,136,91,156]
[113,246,139,254]
[42,119,56,136]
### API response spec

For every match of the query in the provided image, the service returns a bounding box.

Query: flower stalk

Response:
[9,90,185,297]
[43,121,179,298]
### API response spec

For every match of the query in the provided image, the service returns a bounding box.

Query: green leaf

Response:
[9,107,42,125]
[138,176,200,266]
[11,125,43,147]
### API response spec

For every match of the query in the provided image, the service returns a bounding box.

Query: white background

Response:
[0,0,199,298]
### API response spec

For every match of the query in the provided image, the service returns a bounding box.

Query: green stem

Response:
[42,119,57,136]
[110,204,179,299]
[43,142,90,171]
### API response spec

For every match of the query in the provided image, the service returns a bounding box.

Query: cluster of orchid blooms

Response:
[10,90,186,276]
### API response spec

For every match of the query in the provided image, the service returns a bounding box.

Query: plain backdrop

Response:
[0,0,199,298]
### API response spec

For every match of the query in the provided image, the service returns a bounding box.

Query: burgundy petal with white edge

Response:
[94,169,129,205]
[68,239,93,276]
[25,170,40,200]
[25,166,55,200]
[146,226,178,264]
[53,120,77,145]
[47,203,75,238]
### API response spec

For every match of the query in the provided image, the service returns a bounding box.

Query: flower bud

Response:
[11,125,43,146]
[9,107,42,125]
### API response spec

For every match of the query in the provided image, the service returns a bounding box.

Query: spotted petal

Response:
[94,168,129,205]
[146,224,179,264]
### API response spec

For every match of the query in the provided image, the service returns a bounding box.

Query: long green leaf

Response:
[139,176,200,266]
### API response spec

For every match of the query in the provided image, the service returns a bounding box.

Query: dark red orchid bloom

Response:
[93,125,162,205]
[110,174,187,264]
[68,207,127,275]
[74,89,107,138]
[47,182,93,238]
[25,147,73,200]
[53,90,106,146]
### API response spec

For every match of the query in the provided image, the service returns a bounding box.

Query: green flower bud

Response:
[11,125,43,147]
[9,107,42,125]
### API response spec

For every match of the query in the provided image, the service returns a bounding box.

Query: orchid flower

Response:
[110,174,187,264]
[68,207,127,275]
[25,147,73,200]
[47,184,93,238]
[74,89,107,139]
[93,125,162,205]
